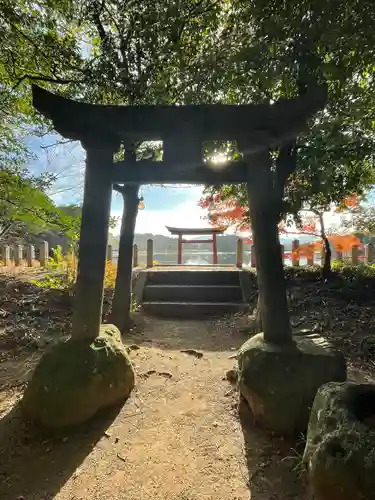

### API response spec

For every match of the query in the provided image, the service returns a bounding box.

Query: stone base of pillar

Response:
[237,333,347,436]
[22,325,135,428]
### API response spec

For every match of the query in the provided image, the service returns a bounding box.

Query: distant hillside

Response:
[109,232,238,252]
[108,232,317,253]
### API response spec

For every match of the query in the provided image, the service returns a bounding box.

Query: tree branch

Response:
[275,141,298,196]
[0,221,14,239]
[12,74,84,90]
[0,196,67,231]
[92,0,108,44]
[40,139,74,150]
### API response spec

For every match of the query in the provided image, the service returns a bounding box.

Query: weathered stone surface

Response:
[303,382,375,500]
[22,324,135,428]
[237,333,346,436]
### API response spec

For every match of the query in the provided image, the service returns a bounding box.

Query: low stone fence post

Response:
[320,247,325,267]
[146,238,154,268]
[2,246,11,267]
[292,239,300,266]
[351,245,359,265]
[14,244,23,266]
[236,238,243,268]
[280,244,284,265]
[365,243,373,265]
[26,245,35,267]
[250,245,256,267]
[133,244,139,268]
[39,241,49,267]
[307,253,314,266]
[106,244,113,262]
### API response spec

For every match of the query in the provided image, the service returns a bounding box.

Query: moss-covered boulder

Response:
[237,333,346,436]
[22,324,135,428]
[303,382,375,500]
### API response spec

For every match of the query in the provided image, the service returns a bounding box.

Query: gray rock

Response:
[22,324,135,428]
[237,332,346,436]
[303,382,375,500]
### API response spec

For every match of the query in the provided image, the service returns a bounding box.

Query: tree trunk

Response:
[317,212,332,278]
[111,184,139,333]
[322,235,332,277]
[246,151,292,345]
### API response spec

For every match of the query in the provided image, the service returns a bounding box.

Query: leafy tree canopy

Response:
[200,0,375,227]
[0,168,78,241]
[0,0,374,245]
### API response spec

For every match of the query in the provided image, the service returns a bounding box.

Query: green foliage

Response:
[283,261,375,283]
[33,255,117,292]
[32,248,77,291]
[32,274,70,290]
[131,293,140,313]
[74,0,224,105]
[203,1,375,227]
[0,1,84,244]
[0,168,74,241]
[331,261,375,279]
[46,245,65,270]
[56,204,118,242]
[0,0,374,251]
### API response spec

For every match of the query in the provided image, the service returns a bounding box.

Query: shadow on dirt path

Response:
[0,314,308,500]
[0,401,122,500]
[239,399,309,500]
[0,340,252,500]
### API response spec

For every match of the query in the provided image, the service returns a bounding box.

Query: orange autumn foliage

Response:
[335,193,358,212]
[201,195,247,229]
[290,234,362,259]
[209,205,246,227]
[201,192,361,262]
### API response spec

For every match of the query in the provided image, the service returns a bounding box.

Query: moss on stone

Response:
[22,324,135,428]
[303,382,375,500]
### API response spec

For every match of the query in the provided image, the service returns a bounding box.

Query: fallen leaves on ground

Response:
[1,267,375,387]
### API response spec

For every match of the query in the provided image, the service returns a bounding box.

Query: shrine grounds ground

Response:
[0,267,374,499]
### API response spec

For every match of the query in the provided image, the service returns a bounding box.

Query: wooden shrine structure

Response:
[31,84,326,341]
[166,226,227,265]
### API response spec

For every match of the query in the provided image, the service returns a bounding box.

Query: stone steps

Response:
[140,268,247,318]
[146,269,240,286]
[142,301,245,318]
[143,284,243,303]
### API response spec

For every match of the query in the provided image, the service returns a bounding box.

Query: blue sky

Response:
[26,133,360,237]
[26,135,206,235]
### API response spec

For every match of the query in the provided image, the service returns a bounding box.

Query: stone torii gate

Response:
[31,84,326,343]
[22,84,333,431]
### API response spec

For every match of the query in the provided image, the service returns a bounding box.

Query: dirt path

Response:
[0,317,306,500]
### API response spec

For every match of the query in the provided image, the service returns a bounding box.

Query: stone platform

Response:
[135,266,251,318]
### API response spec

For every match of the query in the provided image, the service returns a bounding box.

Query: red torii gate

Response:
[166,226,227,265]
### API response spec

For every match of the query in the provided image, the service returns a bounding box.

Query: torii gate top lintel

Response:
[32,84,327,185]
[165,226,227,236]
[32,84,326,146]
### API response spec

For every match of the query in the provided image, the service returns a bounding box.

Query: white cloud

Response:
[137,202,207,235]
[111,186,207,236]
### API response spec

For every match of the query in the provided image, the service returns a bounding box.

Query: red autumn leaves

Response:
[199,194,247,229]
[199,191,361,257]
